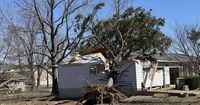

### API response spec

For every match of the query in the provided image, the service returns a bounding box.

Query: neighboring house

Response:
[130,53,199,84]
[0,65,52,88]
[0,72,26,92]
[19,69,52,87]
[154,53,199,83]
[159,53,199,77]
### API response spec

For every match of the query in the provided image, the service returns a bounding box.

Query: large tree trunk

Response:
[47,70,49,88]
[31,73,35,91]
[36,75,41,88]
[51,59,58,95]
[30,63,35,91]
[36,69,42,88]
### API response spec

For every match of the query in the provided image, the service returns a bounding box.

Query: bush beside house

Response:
[185,77,200,90]
[176,76,200,90]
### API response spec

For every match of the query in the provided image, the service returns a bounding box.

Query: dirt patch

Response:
[121,95,200,105]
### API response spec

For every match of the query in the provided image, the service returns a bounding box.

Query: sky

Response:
[1,0,200,38]
[133,0,200,37]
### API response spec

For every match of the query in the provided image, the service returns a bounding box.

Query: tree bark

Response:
[47,70,49,88]
[51,60,58,95]
[36,68,42,88]
[30,62,35,91]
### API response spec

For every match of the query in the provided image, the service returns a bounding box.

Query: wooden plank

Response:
[149,62,158,90]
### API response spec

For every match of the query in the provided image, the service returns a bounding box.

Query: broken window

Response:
[90,64,105,75]
[90,66,97,75]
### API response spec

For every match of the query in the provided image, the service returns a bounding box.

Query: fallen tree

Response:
[77,84,127,105]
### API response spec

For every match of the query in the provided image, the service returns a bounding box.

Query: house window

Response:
[90,66,97,75]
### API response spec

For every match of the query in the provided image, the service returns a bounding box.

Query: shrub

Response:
[185,76,200,90]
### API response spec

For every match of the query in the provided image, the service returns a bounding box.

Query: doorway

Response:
[169,68,179,84]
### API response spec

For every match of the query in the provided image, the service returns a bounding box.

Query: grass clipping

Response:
[77,84,127,105]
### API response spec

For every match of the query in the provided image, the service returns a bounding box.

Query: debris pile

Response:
[77,84,127,105]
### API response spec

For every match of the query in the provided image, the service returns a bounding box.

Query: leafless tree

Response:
[5,22,37,90]
[0,4,46,90]
[11,0,103,95]
[172,24,200,74]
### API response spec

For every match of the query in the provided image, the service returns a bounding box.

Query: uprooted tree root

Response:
[77,85,127,105]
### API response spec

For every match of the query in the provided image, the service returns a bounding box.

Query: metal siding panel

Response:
[144,69,166,87]
[58,64,94,88]
[153,69,164,86]
[58,63,107,98]
[116,62,136,88]
[164,67,170,84]
[135,61,143,89]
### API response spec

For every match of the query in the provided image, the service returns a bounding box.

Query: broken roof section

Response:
[80,47,110,59]
[69,47,110,71]
[69,52,106,64]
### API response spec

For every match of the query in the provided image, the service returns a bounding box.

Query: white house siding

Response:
[143,70,149,88]
[58,63,101,99]
[115,61,137,96]
[135,60,143,90]
[153,69,164,86]
[143,67,170,88]
[164,67,170,85]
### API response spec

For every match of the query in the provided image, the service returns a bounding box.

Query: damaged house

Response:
[58,48,197,99]
[136,53,199,84]
[58,51,172,99]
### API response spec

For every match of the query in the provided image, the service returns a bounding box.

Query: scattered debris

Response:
[77,84,127,105]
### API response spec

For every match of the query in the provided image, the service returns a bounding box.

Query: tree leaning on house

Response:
[77,6,172,100]
[80,6,172,62]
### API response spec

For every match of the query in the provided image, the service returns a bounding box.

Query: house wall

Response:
[143,68,163,87]
[58,60,173,98]
[135,60,143,89]
[164,67,170,85]
[143,66,170,88]
[153,68,164,86]
[58,63,101,99]
[115,61,137,96]
[58,61,138,98]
